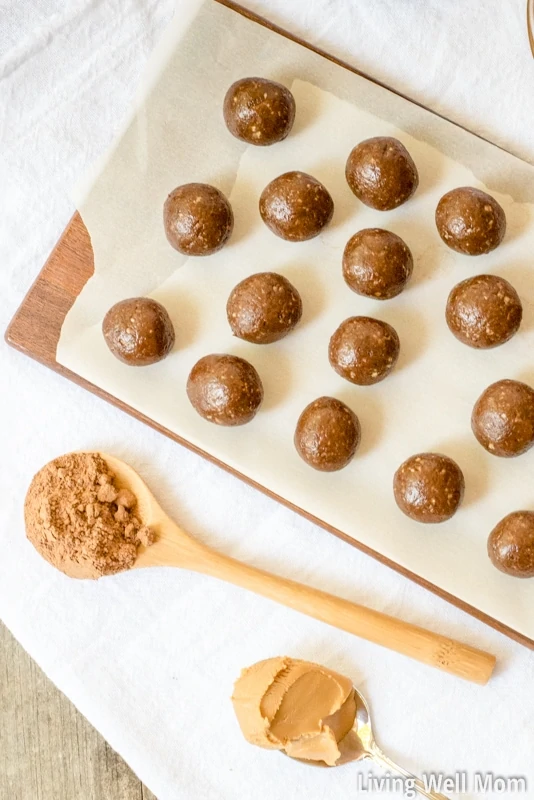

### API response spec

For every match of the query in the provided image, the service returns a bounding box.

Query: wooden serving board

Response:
[6,0,534,651]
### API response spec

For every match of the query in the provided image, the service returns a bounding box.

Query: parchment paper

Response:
[59,0,534,639]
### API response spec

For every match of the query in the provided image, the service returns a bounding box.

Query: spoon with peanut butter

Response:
[232,656,448,798]
[24,451,495,684]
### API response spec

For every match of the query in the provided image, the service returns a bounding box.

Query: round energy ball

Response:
[294,397,361,472]
[446,274,522,348]
[342,228,413,300]
[186,354,263,426]
[164,183,233,256]
[259,171,334,242]
[345,137,419,211]
[393,453,465,523]
[223,77,296,146]
[227,272,302,344]
[102,298,175,366]
[328,316,400,386]
[471,379,534,457]
[488,511,534,578]
[435,187,506,255]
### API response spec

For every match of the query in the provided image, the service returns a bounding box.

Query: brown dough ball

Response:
[164,183,233,256]
[472,379,534,457]
[259,171,334,242]
[102,298,175,366]
[488,511,534,578]
[435,187,506,255]
[446,274,522,349]
[393,453,465,523]
[223,77,296,146]
[345,137,418,211]
[294,397,361,472]
[328,316,400,386]
[227,272,302,344]
[186,354,263,426]
[342,228,413,299]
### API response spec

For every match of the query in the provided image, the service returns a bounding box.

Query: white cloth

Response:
[1,2,534,799]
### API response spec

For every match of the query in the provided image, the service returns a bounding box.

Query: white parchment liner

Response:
[59,0,534,638]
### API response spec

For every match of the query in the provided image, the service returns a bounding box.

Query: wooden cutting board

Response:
[6,0,534,651]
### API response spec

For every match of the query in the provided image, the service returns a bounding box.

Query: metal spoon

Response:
[290,685,449,799]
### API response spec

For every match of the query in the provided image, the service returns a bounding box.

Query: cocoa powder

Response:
[24,453,155,579]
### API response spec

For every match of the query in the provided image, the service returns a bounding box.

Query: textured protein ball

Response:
[328,316,400,386]
[446,274,522,348]
[435,187,506,255]
[294,397,361,472]
[102,298,175,366]
[488,511,534,578]
[186,354,263,426]
[259,171,334,242]
[342,228,413,300]
[393,453,465,523]
[227,272,302,344]
[223,77,296,146]
[471,379,534,457]
[163,183,234,255]
[345,137,419,211]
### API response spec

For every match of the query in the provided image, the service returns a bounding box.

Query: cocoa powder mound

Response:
[24,453,155,579]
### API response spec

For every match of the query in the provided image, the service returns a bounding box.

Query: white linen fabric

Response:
[1,2,534,799]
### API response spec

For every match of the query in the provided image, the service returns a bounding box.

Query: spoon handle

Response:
[187,545,495,683]
[528,0,534,56]
[367,745,449,799]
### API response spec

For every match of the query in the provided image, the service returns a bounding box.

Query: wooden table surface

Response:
[0,622,156,800]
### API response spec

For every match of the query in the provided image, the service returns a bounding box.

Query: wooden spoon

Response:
[101,452,495,684]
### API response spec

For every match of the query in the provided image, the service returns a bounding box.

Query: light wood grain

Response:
[5,1,534,652]
[528,0,534,56]
[0,622,156,800]
[101,452,495,684]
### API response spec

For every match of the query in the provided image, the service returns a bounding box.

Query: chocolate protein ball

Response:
[294,396,361,472]
[345,137,419,211]
[446,274,522,349]
[488,511,534,578]
[259,171,334,242]
[342,228,413,299]
[435,187,506,255]
[223,77,296,146]
[328,316,400,386]
[393,453,465,524]
[187,354,263,426]
[102,297,175,366]
[471,379,534,457]
[227,272,302,344]
[163,183,233,256]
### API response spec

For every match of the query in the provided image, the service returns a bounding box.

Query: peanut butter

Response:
[232,656,356,766]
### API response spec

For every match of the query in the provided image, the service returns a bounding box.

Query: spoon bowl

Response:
[89,453,496,683]
[102,452,208,571]
[287,684,449,799]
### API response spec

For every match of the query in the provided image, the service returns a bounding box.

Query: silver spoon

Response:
[289,685,448,800]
